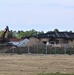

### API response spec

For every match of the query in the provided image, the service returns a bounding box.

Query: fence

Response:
[0,44,73,55]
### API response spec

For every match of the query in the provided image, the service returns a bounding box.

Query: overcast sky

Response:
[0,0,74,32]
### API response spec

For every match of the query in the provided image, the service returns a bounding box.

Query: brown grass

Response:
[0,54,74,75]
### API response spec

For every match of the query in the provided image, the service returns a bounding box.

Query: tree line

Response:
[0,29,73,39]
[0,29,44,39]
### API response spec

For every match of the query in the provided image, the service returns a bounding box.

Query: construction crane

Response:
[0,26,10,43]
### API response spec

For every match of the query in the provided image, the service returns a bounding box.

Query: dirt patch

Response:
[24,37,45,47]
[0,54,74,75]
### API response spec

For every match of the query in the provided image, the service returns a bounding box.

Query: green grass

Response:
[38,73,74,75]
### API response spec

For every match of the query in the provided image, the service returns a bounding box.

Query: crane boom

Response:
[1,26,9,43]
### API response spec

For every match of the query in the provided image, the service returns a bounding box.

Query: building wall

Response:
[39,38,49,44]
[58,38,68,44]
[39,37,74,46]
[68,40,74,45]
[39,38,69,44]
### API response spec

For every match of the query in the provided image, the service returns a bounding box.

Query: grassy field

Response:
[39,73,74,75]
[0,54,74,75]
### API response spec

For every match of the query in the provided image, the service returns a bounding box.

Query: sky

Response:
[0,0,74,32]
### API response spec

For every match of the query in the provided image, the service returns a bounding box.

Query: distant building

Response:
[10,38,24,45]
[10,38,29,47]
[34,32,74,46]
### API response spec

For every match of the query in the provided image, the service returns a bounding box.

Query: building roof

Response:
[34,32,74,39]
[10,38,24,42]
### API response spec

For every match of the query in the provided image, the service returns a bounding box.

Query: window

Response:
[43,41,47,44]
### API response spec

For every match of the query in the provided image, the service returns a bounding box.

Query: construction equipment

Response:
[0,26,10,43]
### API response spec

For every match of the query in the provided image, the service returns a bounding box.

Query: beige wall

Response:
[58,38,68,44]
[68,40,74,45]
[39,37,74,45]
[39,38,72,44]
[39,38,49,42]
